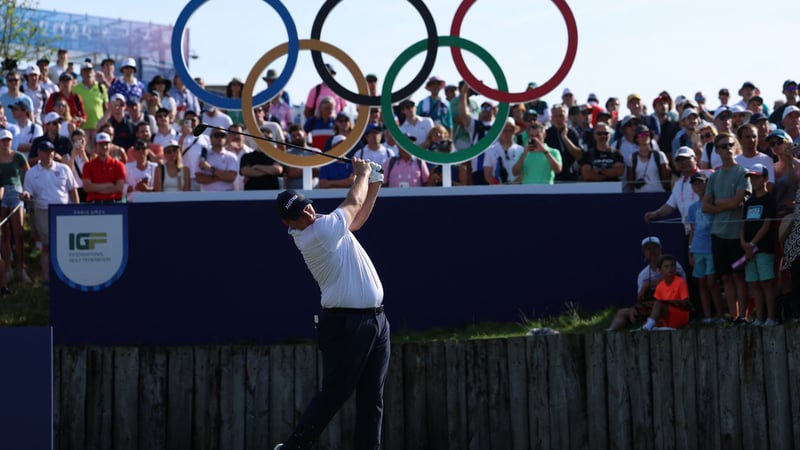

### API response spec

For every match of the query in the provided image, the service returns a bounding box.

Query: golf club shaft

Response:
[194,123,353,164]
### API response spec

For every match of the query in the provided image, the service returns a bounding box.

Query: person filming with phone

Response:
[511,122,562,184]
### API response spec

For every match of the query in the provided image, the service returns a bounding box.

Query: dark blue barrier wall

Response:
[0,327,52,450]
[50,191,683,345]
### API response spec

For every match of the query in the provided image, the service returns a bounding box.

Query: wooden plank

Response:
[546,335,569,450]
[527,335,550,450]
[649,331,674,450]
[138,347,167,450]
[53,347,61,450]
[695,327,720,450]
[219,346,246,450]
[671,328,698,450]
[584,333,607,450]
[563,334,588,450]
[113,347,139,450]
[425,341,449,449]
[193,346,221,450]
[506,337,530,450]
[762,325,792,450]
[244,346,270,450]
[739,327,767,450]
[293,344,318,433]
[85,347,113,450]
[444,340,466,450]
[716,326,743,450]
[318,344,341,450]
[486,339,511,450]
[606,332,631,450]
[466,339,490,450]
[403,342,428,450]
[629,332,653,450]
[382,342,404,450]
[166,346,194,450]
[269,345,295,447]
[60,346,87,450]
[786,326,800,448]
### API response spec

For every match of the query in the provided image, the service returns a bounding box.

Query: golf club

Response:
[192,123,382,172]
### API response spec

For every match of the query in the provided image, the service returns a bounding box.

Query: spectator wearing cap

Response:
[354,124,394,168]
[450,80,479,151]
[545,104,583,182]
[126,95,157,133]
[20,137,78,287]
[323,113,354,152]
[712,105,734,136]
[615,115,642,161]
[561,88,576,107]
[579,121,624,182]
[1,70,34,127]
[482,118,523,184]
[303,62,347,120]
[398,99,434,145]
[770,129,800,228]
[741,162,779,326]
[444,84,457,102]
[365,73,379,97]
[124,138,158,201]
[35,58,59,98]
[96,93,136,150]
[22,65,48,124]
[523,82,551,124]
[625,124,670,193]
[511,106,537,147]
[655,91,677,121]
[622,93,659,136]
[72,61,107,142]
[303,96,337,151]
[718,88,730,108]
[153,140,190,192]
[455,82,497,184]
[781,105,800,144]
[703,131,751,323]
[98,58,116,90]
[81,132,125,203]
[416,75,453,134]
[747,95,765,115]
[265,88,293,132]
[108,58,145,104]
[239,127,283,191]
[652,94,681,168]
[697,122,721,170]
[200,102,233,138]
[30,112,72,166]
[261,68,291,106]
[9,100,42,156]
[47,49,69,85]
[44,72,86,128]
[671,108,700,155]
[748,112,773,159]
[735,123,775,191]
[318,135,355,189]
[734,81,766,114]
[769,80,798,127]
[606,236,687,331]
[148,74,176,119]
[195,128,238,192]
[168,73,200,122]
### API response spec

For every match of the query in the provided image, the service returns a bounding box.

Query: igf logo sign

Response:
[69,232,107,250]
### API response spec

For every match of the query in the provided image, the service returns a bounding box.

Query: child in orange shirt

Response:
[642,254,691,330]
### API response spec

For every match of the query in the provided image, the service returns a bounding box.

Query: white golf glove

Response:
[368,161,384,184]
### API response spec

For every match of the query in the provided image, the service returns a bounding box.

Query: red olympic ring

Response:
[449,0,578,103]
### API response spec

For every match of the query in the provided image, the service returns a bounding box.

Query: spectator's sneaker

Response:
[0,287,12,296]
[751,319,764,327]
[274,445,285,450]
[20,269,32,284]
[732,317,748,325]
[714,317,727,325]
[702,317,714,325]
[763,319,779,327]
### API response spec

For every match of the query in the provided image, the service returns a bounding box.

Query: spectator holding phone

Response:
[512,121,562,184]
[124,139,157,201]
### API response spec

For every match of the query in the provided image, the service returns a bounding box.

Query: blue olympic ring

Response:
[170,0,299,110]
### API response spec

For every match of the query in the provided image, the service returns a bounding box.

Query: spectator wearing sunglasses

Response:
[580,122,624,182]
[769,80,798,128]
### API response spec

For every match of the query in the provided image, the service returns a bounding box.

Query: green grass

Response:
[0,285,49,326]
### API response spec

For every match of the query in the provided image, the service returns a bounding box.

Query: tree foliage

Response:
[0,0,52,71]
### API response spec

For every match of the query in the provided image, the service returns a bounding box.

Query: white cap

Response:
[783,105,800,121]
[0,129,13,140]
[674,146,695,159]
[163,139,179,149]
[680,108,698,120]
[26,65,40,76]
[95,132,112,143]
[110,93,126,104]
[330,135,346,146]
[713,106,731,120]
[43,111,62,124]
[120,57,136,70]
[562,88,573,96]
[641,236,661,248]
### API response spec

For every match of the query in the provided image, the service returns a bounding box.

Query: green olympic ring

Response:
[381,35,509,165]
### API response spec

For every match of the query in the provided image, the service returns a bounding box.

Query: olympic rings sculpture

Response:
[171,0,578,168]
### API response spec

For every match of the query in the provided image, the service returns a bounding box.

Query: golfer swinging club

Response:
[274,157,389,450]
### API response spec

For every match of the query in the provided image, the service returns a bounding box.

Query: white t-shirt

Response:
[289,208,383,308]
[483,141,524,183]
[196,148,239,192]
[357,144,395,168]
[22,161,77,209]
[399,116,434,144]
[124,161,158,202]
[152,128,178,148]
[736,153,775,183]
[200,110,233,136]
[181,134,211,191]
[625,150,669,193]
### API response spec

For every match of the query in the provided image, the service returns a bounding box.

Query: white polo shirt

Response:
[289,208,383,308]
[22,161,77,209]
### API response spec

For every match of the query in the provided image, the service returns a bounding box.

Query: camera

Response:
[141,175,150,184]
[430,140,453,153]
[632,178,646,190]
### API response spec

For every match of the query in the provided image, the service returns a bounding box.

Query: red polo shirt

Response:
[82,156,126,202]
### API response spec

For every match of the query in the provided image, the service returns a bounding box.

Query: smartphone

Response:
[183,119,192,128]
[141,175,150,184]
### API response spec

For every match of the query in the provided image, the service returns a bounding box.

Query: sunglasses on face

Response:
[636,132,650,139]
[701,132,713,140]
[595,131,609,136]
[6,78,19,82]
[717,143,735,149]
[768,140,784,147]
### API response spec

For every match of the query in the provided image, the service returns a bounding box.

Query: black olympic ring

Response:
[309,0,438,106]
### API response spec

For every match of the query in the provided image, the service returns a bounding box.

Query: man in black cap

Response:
[769,80,798,127]
[273,157,388,450]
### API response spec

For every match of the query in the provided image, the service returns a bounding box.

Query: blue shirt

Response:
[687,200,713,254]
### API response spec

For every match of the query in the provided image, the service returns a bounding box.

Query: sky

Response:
[32,0,800,114]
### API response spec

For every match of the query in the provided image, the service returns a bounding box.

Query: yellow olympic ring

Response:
[242,39,370,168]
